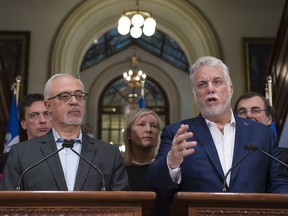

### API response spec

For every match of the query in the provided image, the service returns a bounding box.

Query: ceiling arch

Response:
[51,0,220,75]
[50,0,221,120]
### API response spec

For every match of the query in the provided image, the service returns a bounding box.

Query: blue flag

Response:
[139,81,145,108]
[4,91,19,153]
[139,95,145,108]
[270,121,278,140]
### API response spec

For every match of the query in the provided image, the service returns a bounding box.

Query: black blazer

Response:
[0,152,9,174]
[0,131,129,191]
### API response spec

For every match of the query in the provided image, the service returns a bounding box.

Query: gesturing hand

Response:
[168,124,197,169]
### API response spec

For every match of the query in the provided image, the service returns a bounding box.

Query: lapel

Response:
[187,114,252,187]
[74,134,98,190]
[229,115,251,185]
[40,131,68,190]
[189,115,224,178]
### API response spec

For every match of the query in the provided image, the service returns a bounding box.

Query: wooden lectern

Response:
[171,192,288,215]
[0,191,155,216]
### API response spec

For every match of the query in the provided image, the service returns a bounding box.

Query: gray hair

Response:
[44,73,85,99]
[189,56,232,91]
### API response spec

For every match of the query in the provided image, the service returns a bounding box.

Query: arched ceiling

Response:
[50,0,220,76]
[81,28,189,73]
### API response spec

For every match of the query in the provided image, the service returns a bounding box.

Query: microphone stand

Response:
[222,149,253,192]
[244,144,288,168]
[63,139,106,191]
[16,146,66,190]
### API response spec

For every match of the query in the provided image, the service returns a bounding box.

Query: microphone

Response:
[244,144,288,168]
[222,147,254,192]
[62,139,106,191]
[16,146,66,190]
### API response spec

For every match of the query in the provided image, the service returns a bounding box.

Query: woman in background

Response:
[123,108,162,191]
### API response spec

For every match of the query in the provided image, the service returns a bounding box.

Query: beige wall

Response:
[0,0,285,125]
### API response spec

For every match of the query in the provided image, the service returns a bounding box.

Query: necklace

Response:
[131,159,155,166]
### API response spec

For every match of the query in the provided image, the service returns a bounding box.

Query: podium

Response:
[171,192,288,215]
[0,191,155,216]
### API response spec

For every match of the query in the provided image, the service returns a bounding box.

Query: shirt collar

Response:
[205,109,236,127]
[52,128,82,144]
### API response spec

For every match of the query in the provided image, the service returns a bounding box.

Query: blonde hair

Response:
[123,108,162,165]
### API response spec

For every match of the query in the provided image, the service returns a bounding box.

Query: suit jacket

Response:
[0,131,129,191]
[0,152,9,173]
[148,114,288,195]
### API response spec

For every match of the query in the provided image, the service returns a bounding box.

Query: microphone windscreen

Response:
[244,144,257,151]
[62,139,74,148]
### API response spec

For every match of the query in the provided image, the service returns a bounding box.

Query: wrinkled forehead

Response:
[194,65,226,80]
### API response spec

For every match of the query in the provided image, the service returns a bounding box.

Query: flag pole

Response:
[266,75,273,107]
[15,75,21,105]
[265,75,277,139]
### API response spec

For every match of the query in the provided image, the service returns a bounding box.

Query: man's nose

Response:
[207,82,215,93]
[39,114,48,122]
[246,111,254,119]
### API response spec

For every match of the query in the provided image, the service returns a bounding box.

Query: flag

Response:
[139,95,145,108]
[139,80,145,108]
[270,121,278,140]
[4,90,19,153]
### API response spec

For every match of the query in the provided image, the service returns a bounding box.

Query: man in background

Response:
[0,93,52,174]
[234,92,276,136]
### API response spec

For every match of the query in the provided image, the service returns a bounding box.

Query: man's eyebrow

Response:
[237,107,247,111]
[250,106,262,109]
[29,112,40,114]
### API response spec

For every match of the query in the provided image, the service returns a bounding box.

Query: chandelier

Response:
[123,54,147,87]
[117,0,156,39]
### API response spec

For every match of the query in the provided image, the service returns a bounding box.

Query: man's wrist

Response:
[167,151,181,169]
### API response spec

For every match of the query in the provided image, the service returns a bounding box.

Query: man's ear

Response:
[20,120,27,130]
[230,84,234,96]
[44,100,50,109]
[267,115,273,125]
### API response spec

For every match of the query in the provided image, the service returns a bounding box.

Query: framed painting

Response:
[243,38,274,94]
[0,31,30,149]
[0,31,30,102]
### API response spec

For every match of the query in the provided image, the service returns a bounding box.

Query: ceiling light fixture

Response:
[117,0,156,39]
[123,50,147,87]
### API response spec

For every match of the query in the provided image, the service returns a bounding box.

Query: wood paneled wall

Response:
[267,0,288,137]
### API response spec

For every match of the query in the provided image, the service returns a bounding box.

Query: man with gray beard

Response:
[0,74,129,191]
[147,56,288,216]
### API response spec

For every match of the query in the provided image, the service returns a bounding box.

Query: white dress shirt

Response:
[52,128,82,191]
[205,112,236,185]
[169,110,236,186]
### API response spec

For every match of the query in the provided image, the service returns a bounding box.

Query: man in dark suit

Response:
[0,93,52,175]
[0,74,129,191]
[147,56,288,215]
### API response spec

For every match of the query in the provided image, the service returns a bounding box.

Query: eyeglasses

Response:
[28,111,51,120]
[237,107,266,117]
[48,92,88,103]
